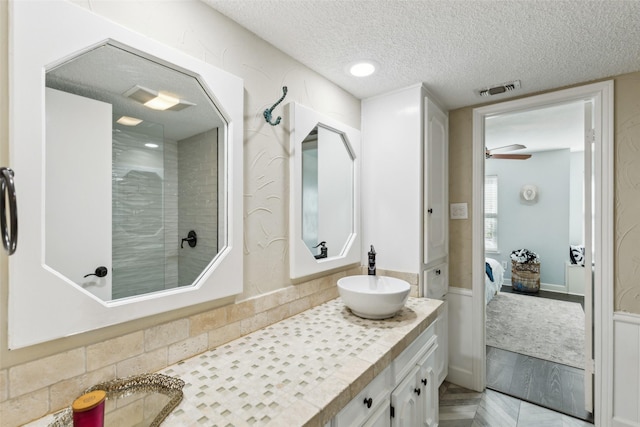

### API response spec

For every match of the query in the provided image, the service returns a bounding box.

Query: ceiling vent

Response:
[477,80,521,97]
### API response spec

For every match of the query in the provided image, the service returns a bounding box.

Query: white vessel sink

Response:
[337,275,411,319]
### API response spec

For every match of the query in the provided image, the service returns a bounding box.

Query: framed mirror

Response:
[289,103,361,279]
[8,0,243,348]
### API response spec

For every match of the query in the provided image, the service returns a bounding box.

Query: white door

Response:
[45,88,112,300]
[583,101,595,413]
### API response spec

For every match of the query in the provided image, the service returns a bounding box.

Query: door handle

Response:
[0,167,18,255]
[84,266,108,278]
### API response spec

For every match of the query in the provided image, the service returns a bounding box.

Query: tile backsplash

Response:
[0,268,359,427]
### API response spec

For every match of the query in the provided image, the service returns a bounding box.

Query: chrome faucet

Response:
[368,245,376,275]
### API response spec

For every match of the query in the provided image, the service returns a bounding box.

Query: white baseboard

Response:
[503,279,570,295]
[612,418,640,427]
[612,312,640,426]
[446,365,474,390]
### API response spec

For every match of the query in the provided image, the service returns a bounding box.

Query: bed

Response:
[485,258,504,304]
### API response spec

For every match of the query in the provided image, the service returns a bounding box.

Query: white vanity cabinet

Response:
[362,84,448,284]
[332,322,439,427]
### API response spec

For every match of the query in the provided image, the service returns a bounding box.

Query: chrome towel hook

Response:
[263,86,288,126]
[0,167,18,255]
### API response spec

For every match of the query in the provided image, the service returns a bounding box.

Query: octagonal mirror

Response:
[8,0,243,349]
[289,103,361,279]
[44,42,227,301]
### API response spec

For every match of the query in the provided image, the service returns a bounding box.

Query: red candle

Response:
[72,390,106,427]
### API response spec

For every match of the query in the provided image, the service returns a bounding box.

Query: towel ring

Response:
[0,167,18,255]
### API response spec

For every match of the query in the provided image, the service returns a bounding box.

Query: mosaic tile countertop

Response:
[160,297,442,426]
[30,297,442,427]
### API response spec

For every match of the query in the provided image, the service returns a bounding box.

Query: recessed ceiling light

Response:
[145,143,159,149]
[144,92,180,111]
[123,85,196,111]
[349,61,377,77]
[116,116,143,126]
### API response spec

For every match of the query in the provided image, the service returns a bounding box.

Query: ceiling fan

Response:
[485,144,532,160]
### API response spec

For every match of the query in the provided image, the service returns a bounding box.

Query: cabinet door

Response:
[363,397,391,427]
[391,366,421,427]
[424,97,448,265]
[424,263,448,300]
[418,343,439,427]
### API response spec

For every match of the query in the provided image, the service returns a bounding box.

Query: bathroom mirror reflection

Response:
[301,125,354,260]
[289,103,361,279]
[45,42,227,301]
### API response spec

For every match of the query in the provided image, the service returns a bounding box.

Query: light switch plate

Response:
[450,203,468,219]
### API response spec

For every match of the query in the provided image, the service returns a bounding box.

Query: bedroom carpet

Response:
[486,291,585,369]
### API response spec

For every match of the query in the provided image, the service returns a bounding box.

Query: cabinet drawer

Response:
[424,262,447,300]
[333,365,392,427]
[393,322,436,383]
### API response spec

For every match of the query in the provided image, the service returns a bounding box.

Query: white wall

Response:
[318,127,353,257]
[485,149,571,286]
[570,151,585,245]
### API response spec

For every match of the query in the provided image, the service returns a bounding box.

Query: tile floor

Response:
[439,382,594,427]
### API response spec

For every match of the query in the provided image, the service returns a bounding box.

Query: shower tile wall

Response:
[178,129,219,286]
[112,127,178,299]
[164,139,179,289]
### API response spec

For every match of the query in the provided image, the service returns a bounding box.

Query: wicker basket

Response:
[511,260,540,293]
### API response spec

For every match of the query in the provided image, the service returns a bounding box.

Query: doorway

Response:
[470,81,614,427]
[482,100,591,421]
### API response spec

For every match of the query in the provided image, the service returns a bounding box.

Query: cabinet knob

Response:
[421,378,428,386]
[435,269,441,275]
[363,397,373,408]
[414,388,421,396]
[427,208,433,214]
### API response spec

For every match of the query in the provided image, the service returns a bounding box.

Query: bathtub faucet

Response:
[368,245,376,275]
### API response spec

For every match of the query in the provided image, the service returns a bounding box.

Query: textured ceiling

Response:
[203,0,640,109]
